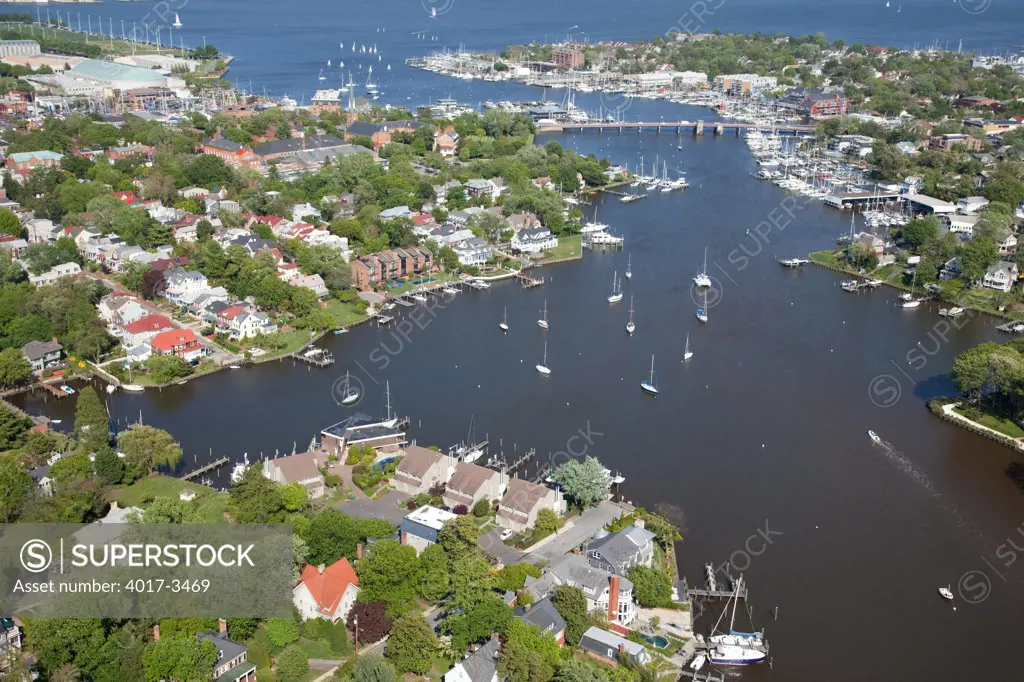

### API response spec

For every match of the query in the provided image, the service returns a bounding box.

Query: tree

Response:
[0,453,34,521]
[22,618,106,674]
[347,600,393,645]
[499,641,554,682]
[145,354,194,384]
[384,613,437,674]
[142,497,200,523]
[196,219,214,241]
[448,554,495,612]
[958,236,999,283]
[534,508,562,535]
[185,154,233,188]
[94,445,125,484]
[0,347,31,387]
[356,540,423,615]
[352,654,399,682]
[441,593,512,650]
[418,542,451,601]
[303,509,394,566]
[0,405,29,451]
[445,186,468,210]
[554,660,605,682]
[0,208,22,237]
[49,452,93,489]
[265,617,301,648]
[282,481,310,512]
[118,425,184,480]
[74,385,109,452]
[289,285,320,317]
[627,565,672,607]
[276,644,309,681]
[551,456,610,508]
[229,464,286,522]
[551,585,589,646]
[472,497,491,517]
[142,633,218,682]
[495,563,541,592]
[121,261,151,294]
[468,211,507,242]
[504,619,559,667]
[900,216,940,250]
[438,515,480,561]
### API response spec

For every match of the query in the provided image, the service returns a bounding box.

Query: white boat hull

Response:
[341,394,359,405]
[537,320,548,329]
[536,365,551,375]
[683,352,693,361]
[693,275,711,287]
[500,323,509,332]
[626,322,635,335]
[122,384,144,392]
[901,300,921,308]
[607,294,623,304]
[641,382,658,395]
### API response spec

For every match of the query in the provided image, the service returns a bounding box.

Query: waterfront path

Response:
[941,402,1024,451]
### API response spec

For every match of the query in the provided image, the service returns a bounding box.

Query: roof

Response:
[150,328,200,352]
[904,193,956,212]
[70,59,168,83]
[21,340,61,360]
[447,461,498,496]
[500,477,552,514]
[204,137,247,153]
[532,553,626,596]
[450,637,500,682]
[513,597,566,637]
[406,505,457,531]
[579,626,646,656]
[297,557,359,617]
[197,631,248,671]
[9,150,63,162]
[269,450,322,483]
[396,444,444,478]
[253,134,346,157]
[588,524,656,565]
[122,314,173,334]
[345,120,385,137]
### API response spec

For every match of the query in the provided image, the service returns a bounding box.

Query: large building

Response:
[551,46,585,70]
[68,59,184,91]
[0,40,40,59]
[713,74,777,96]
[777,87,849,118]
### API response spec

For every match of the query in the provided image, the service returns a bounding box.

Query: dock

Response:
[376,315,395,326]
[393,298,414,308]
[996,321,1024,333]
[181,457,230,482]
[516,273,544,288]
[39,382,72,399]
[538,120,816,136]
[687,585,749,600]
[292,348,335,367]
[678,671,724,682]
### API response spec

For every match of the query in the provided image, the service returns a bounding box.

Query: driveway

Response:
[522,500,631,563]
[336,490,408,525]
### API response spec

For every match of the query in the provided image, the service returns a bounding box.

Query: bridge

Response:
[537,120,817,136]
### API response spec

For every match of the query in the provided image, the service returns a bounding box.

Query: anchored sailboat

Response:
[641,355,659,395]
[696,289,708,324]
[339,371,359,405]
[625,254,632,279]
[536,341,551,375]
[607,271,623,304]
[626,296,635,335]
[683,333,693,361]
[901,268,921,308]
[500,306,509,332]
[693,246,711,287]
[173,13,182,28]
[537,300,549,329]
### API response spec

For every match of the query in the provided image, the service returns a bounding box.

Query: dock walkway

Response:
[182,457,230,482]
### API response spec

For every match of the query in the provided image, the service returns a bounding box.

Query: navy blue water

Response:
[7,1,1024,680]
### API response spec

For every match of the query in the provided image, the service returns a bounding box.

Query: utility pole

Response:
[353,615,359,654]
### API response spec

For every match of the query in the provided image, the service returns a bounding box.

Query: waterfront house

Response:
[401,505,458,554]
[586,522,656,576]
[514,597,567,644]
[511,227,558,255]
[20,340,62,373]
[506,212,540,232]
[120,314,174,348]
[452,237,492,266]
[27,262,80,286]
[149,328,204,362]
[293,557,359,623]
[392,445,450,496]
[320,414,408,457]
[947,214,980,238]
[290,273,329,298]
[262,450,327,498]
[443,461,505,511]
[983,261,1018,292]
[162,268,208,304]
[196,626,257,682]
[444,636,501,682]
[578,626,650,666]
[496,478,563,534]
[229,310,276,340]
[940,257,963,281]
[523,553,637,626]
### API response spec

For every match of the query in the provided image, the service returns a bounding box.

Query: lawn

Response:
[130,360,221,387]
[809,250,843,268]
[386,271,459,295]
[952,406,1024,438]
[293,638,339,661]
[250,330,316,362]
[324,300,370,327]
[538,234,582,262]
[107,474,229,522]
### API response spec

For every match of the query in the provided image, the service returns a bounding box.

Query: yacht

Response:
[122,384,144,393]
[709,645,766,666]
[607,272,623,304]
[696,290,708,324]
[693,247,711,288]
[641,355,659,395]
[536,341,551,375]
[538,300,549,329]
[778,257,809,267]
[172,13,182,28]
[868,430,881,443]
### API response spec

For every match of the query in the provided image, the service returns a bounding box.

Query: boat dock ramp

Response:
[181,456,230,482]
[516,273,544,288]
[376,315,395,326]
[292,347,335,367]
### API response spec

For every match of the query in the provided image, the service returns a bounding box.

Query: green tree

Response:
[229,465,287,523]
[504,619,559,667]
[551,585,588,645]
[49,452,93,489]
[74,385,109,452]
[418,542,451,601]
[282,481,310,512]
[276,644,310,681]
[142,633,218,682]
[441,593,512,650]
[357,540,423,616]
[93,445,125,484]
[957,236,999,282]
[22,618,106,675]
[448,554,495,612]
[495,563,542,592]
[438,515,480,561]
[0,208,22,237]
[627,565,672,607]
[551,456,609,508]
[0,347,31,387]
[142,497,200,523]
[0,405,29,451]
[472,497,492,517]
[352,653,399,682]
[499,641,554,682]
[0,453,34,521]
[118,425,184,480]
[554,660,605,682]
[534,508,562,535]
[265,617,301,648]
[900,216,940,250]
[145,354,194,384]
[384,613,437,674]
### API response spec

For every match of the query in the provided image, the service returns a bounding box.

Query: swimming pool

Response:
[408,276,439,286]
[642,635,669,649]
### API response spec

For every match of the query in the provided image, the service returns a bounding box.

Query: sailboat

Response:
[696,290,708,323]
[901,268,921,308]
[683,333,693,361]
[339,371,359,405]
[625,254,632,279]
[607,272,623,304]
[537,300,549,329]
[693,246,711,287]
[172,13,182,28]
[327,59,331,67]
[536,341,551,375]
[318,69,326,81]
[708,577,766,666]
[387,64,392,71]
[626,296,635,335]
[500,306,509,332]
[431,6,437,18]
[641,355,659,395]
[351,41,356,52]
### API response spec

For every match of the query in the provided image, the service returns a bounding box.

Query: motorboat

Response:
[709,645,766,666]
[411,293,428,302]
[625,255,632,279]
[689,654,706,671]
[59,385,75,395]
[939,585,954,600]
[841,280,859,292]
[901,299,921,309]
[106,385,117,394]
[778,257,809,267]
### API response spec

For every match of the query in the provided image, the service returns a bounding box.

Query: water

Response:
[7,1,1024,679]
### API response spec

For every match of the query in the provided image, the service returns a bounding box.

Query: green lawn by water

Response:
[538,234,582,261]
[952,406,1024,438]
[107,475,229,522]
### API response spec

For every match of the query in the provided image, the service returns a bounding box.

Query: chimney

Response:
[618,643,626,656]
[491,632,499,641]
[218,618,227,634]
[523,603,531,613]
[110,501,119,511]
[152,624,160,642]
[317,564,326,574]
[634,518,645,529]
[608,575,620,621]
[356,543,363,560]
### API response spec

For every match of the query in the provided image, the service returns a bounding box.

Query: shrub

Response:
[406,500,418,510]
[472,498,491,517]
[324,474,342,488]
[453,504,468,515]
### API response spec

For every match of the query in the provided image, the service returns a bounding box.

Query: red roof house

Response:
[149,328,204,361]
[292,557,360,623]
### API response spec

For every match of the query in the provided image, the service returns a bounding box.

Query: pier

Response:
[292,348,335,367]
[996,321,1024,333]
[678,671,724,682]
[393,298,414,308]
[687,585,749,599]
[181,457,230,482]
[516,273,544,288]
[39,382,72,399]
[538,120,816,136]
[376,315,395,326]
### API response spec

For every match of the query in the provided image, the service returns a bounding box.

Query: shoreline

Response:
[928,398,1024,454]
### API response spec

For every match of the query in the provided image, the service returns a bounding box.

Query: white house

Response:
[27,262,81,286]
[292,202,322,221]
[983,261,1018,292]
[163,268,209,303]
[293,558,360,623]
[947,214,980,237]
[290,273,329,298]
[444,637,500,682]
[523,553,638,626]
[511,227,558,254]
[452,237,492,266]
[229,310,276,339]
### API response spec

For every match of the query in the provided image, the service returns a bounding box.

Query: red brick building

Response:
[200,138,260,168]
[552,47,585,70]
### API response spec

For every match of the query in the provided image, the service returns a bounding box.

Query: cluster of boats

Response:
[624,157,689,197]
[749,131,869,200]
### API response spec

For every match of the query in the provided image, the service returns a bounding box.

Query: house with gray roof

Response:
[513,597,566,644]
[393,445,449,496]
[496,478,563,534]
[442,461,504,510]
[444,636,501,682]
[21,340,62,373]
[523,553,637,626]
[578,626,650,665]
[197,627,257,682]
[586,522,656,576]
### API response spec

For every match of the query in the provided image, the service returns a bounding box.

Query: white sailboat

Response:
[696,290,708,324]
[683,333,693,361]
[536,341,551,375]
[339,371,359,405]
[537,300,549,329]
[626,296,635,335]
[641,355,659,395]
[500,306,509,332]
[172,13,182,28]
[327,58,331,67]
[607,271,623,304]
[693,246,711,287]
[318,69,326,81]
[625,254,632,279]
[901,268,921,308]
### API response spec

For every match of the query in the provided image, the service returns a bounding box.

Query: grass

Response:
[538,234,582,262]
[386,271,459,295]
[430,655,456,677]
[250,330,315,362]
[952,405,1024,438]
[130,360,220,387]
[2,25,191,58]
[323,300,370,327]
[293,638,339,661]
[809,250,843,268]
[107,474,229,522]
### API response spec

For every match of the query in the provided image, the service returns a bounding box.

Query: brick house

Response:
[343,120,391,150]
[200,137,260,168]
[552,47,584,70]
[8,150,63,172]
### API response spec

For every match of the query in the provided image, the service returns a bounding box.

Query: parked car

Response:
[499,528,514,541]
